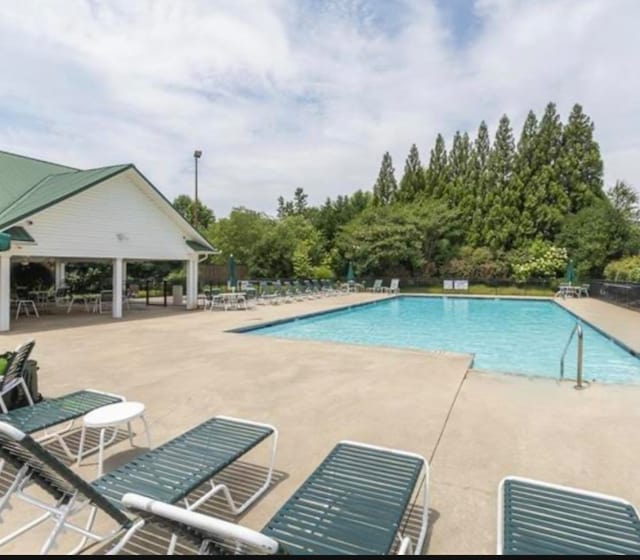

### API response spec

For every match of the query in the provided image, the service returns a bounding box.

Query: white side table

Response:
[77,401,152,475]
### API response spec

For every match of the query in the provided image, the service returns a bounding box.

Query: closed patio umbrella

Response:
[346,261,355,283]
[565,259,576,284]
[228,255,237,290]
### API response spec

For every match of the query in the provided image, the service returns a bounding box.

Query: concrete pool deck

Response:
[1,293,640,554]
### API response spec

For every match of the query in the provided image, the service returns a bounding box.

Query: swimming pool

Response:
[244,296,640,384]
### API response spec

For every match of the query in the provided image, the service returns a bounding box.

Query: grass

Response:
[401,284,554,297]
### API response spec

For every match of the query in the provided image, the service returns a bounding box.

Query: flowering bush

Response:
[604,256,640,282]
[511,240,568,282]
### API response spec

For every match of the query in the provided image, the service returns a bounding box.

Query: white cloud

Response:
[0,0,638,217]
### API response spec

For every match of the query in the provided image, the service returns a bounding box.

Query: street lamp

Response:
[193,150,202,229]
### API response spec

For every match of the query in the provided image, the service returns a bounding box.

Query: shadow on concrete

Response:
[7,305,195,335]
[90,461,289,555]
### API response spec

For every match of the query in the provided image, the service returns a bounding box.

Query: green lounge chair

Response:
[0,389,124,461]
[0,415,277,554]
[122,440,429,555]
[498,476,640,555]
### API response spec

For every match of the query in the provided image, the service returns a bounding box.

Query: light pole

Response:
[193,150,202,229]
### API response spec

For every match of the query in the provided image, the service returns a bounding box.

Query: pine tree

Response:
[529,102,569,240]
[447,131,472,211]
[515,110,540,245]
[467,121,491,246]
[398,144,426,202]
[484,115,518,250]
[372,152,398,206]
[425,134,449,199]
[559,103,604,213]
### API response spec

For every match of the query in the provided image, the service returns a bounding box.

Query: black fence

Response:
[590,280,640,310]
[396,276,559,294]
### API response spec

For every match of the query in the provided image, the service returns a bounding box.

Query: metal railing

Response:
[560,322,586,389]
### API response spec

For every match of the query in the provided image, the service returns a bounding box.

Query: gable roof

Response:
[0,150,216,253]
[0,162,132,230]
[0,150,77,211]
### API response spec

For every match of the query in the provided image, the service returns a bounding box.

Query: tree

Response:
[425,134,448,199]
[484,115,518,250]
[515,110,539,245]
[467,121,491,246]
[447,131,472,211]
[398,144,426,202]
[559,103,604,213]
[250,215,326,279]
[527,102,569,239]
[311,190,372,247]
[372,152,398,205]
[608,180,640,222]
[276,196,295,218]
[293,187,309,214]
[557,199,639,278]
[336,201,461,277]
[208,207,272,268]
[172,194,215,232]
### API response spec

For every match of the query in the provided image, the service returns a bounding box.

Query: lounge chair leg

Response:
[141,414,153,449]
[187,426,278,515]
[0,511,53,548]
[0,464,29,519]
[106,518,145,555]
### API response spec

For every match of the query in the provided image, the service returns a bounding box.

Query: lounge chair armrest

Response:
[121,493,280,554]
[85,388,127,402]
[397,536,414,555]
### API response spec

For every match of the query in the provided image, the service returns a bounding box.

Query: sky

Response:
[0,0,638,218]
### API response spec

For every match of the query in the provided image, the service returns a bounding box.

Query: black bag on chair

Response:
[20,359,43,406]
[2,359,43,410]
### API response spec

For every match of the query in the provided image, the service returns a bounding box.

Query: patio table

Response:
[66,293,102,314]
[218,291,247,311]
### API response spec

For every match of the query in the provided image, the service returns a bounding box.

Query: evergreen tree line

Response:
[174,101,639,284]
[373,102,606,252]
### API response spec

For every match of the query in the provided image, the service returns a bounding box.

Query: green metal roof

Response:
[186,239,217,253]
[3,226,35,243]
[0,150,77,211]
[0,164,132,230]
[0,150,215,252]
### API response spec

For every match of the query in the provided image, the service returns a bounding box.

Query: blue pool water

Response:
[247,296,640,384]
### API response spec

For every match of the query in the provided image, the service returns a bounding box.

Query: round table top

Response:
[83,401,145,428]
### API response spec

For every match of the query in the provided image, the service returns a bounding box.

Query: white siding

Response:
[8,169,199,260]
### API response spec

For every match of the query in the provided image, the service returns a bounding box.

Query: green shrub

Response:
[510,240,568,282]
[604,255,640,282]
[165,268,186,286]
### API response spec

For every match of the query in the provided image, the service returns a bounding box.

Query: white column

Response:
[55,261,66,289]
[112,258,123,319]
[186,258,199,310]
[0,255,10,332]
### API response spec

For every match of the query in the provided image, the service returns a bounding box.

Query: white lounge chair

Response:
[367,279,383,292]
[383,278,400,294]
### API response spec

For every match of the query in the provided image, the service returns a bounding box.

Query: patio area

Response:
[1,292,640,554]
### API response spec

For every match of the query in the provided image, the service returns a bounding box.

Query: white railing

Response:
[560,322,585,388]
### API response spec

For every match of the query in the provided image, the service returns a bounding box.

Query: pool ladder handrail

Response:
[560,322,585,388]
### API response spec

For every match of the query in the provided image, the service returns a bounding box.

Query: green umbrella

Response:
[228,255,237,290]
[346,261,355,282]
[565,259,576,284]
[0,233,10,252]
